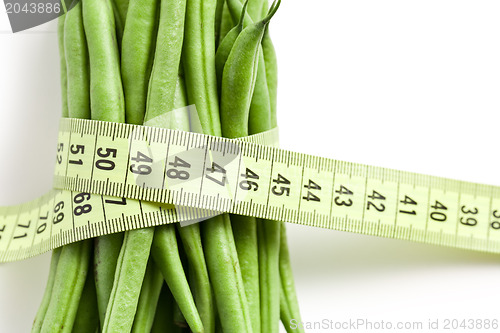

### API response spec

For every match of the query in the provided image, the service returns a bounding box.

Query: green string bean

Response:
[32,248,61,333]
[152,225,203,332]
[121,0,159,125]
[72,256,100,333]
[40,241,91,333]
[215,0,248,94]
[64,0,90,120]
[218,2,235,46]
[131,258,164,332]
[280,224,304,332]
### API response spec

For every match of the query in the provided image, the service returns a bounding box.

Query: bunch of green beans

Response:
[33,0,304,332]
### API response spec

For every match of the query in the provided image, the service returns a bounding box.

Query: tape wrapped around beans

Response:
[2,117,500,263]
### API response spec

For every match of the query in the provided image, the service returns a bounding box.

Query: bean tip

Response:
[238,0,249,28]
[263,0,281,25]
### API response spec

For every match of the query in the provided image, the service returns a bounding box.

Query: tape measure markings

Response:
[51,119,500,249]
[0,121,279,262]
[4,118,500,262]
[0,190,178,262]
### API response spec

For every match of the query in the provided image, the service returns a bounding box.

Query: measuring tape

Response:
[2,118,500,262]
[0,118,279,262]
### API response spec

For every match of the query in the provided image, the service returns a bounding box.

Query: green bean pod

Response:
[82,0,125,123]
[279,279,296,333]
[171,73,190,127]
[40,240,91,333]
[183,0,221,136]
[152,225,203,333]
[131,258,164,333]
[261,26,278,127]
[93,233,124,327]
[202,215,253,333]
[220,0,279,138]
[231,214,260,333]
[248,51,271,134]
[144,0,187,123]
[57,15,68,118]
[121,0,159,125]
[102,228,155,332]
[218,2,235,46]
[257,219,280,333]
[226,0,273,132]
[31,248,62,333]
[72,254,100,333]
[64,0,90,120]
[280,224,304,331]
[177,222,215,333]
[147,68,189,129]
[215,0,247,94]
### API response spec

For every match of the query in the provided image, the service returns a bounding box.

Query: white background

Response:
[1,1,500,332]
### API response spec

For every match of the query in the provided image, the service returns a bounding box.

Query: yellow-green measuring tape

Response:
[2,117,500,262]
